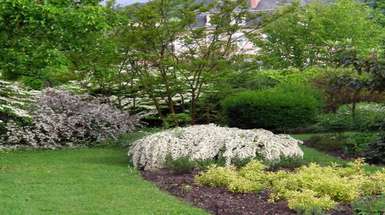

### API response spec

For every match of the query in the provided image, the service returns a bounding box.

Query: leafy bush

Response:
[195,70,279,124]
[352,195,385,215]
[196,160,385,214]
[164,155,197,174]
[259,68,322,84]
[164,113,191,128]
[1,89,140,149]
[316,103,385,132]
[305,133,378,158]
[266,156,308,171]
[163,153,259,174]
[286,189,336,215]
[222,83,321,131]
[196,68,322,125]
[196,163,264,193]
[364,133,385,165]
[313,68,384,113]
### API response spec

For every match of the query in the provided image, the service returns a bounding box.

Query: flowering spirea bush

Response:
[196,159,385,214]
[129,124,303,170]
[1,88,140,149]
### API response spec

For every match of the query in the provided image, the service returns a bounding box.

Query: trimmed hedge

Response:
[222,87,321,131]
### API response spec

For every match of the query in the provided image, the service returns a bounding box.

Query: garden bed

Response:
[141,170,353,215]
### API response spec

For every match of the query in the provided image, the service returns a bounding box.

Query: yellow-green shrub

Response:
[195,160,385,213]
[195,164,264,193]
[195,165,239,188]
[227,177,262,193]
[288,164,361,202]
[239,160,267,181]
[360,171,385,196]
[286,189,336,214]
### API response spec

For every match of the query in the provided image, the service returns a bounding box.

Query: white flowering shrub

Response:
[0,80,38,141]
[1,88,140,149]
[129,124,303,170]
[0,80,38,122]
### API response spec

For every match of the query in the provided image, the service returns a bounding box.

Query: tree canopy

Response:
[253,0,385,69]
[0,0,111,89]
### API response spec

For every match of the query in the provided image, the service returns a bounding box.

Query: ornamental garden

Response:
[1,0,385,214]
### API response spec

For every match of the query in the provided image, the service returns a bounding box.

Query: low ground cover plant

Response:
[352,194,385,215]
[196,159,385,214]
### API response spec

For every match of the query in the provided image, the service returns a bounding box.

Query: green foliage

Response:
[286,189,336,215]
[312,67,384,114]
[196,159,385,213]
[317,103,385,132]
[305,133,378,158]
[163,153,256,173]
[222,83,321,131]
[254,0,385,69]
[164,113,192,128]
[164,154,197,174]
[0,0,112,89]
[259,68,322,85]
[353,195,385,214]
[196,163,264,193]
[364,133,385,165]
[197,68,323,126]
[115,0,252,124]
[266,156,308,171]
[195,69,280,124]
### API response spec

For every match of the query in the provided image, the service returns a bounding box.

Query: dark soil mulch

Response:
[142,170,353,215]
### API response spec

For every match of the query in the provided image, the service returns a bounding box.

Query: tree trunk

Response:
[151,96,165,122]
[191,91,197,125]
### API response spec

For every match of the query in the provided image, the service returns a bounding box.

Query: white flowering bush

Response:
[1,88,140,149]
[0,80,38,122]
[129,124,303,170]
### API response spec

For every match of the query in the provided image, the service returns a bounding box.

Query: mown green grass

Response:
[0,146,207,215]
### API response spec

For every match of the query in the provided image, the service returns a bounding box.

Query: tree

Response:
[0,0,111,89]
[313,40,385,120]
[252,0,384,69]
[176,0,250,124]
[115,0,250,124]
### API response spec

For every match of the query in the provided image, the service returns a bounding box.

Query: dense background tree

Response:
[253,0,385,69]
[0,0,112,89]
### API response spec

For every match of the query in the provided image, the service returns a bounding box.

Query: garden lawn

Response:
[0,146,207,215]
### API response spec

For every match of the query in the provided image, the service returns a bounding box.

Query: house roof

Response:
[195,0,315,11]
[254,0,312,11]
